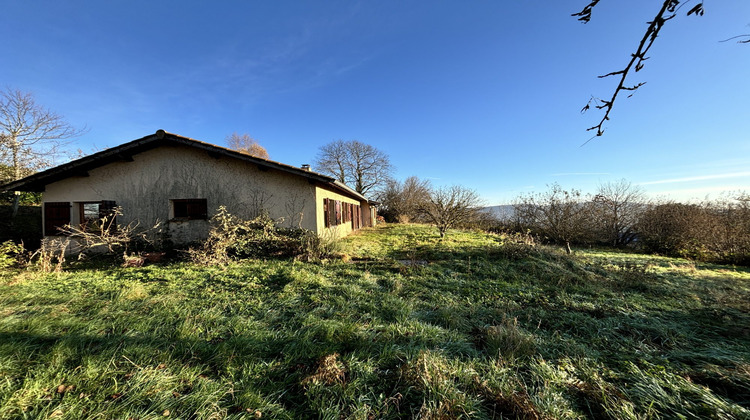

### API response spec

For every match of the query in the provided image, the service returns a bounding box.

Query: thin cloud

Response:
[640,171,750,186]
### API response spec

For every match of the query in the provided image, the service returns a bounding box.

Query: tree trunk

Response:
[565,241,572,254]
[10,141,21,218]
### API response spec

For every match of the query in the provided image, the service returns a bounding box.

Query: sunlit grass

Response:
[1,224,748,418]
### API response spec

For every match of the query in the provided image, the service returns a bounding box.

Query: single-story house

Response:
[1,130,377,245]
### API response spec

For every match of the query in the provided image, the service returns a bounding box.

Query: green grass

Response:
[1,224,749,419]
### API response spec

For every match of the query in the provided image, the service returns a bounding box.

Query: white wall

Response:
[42,145,318,244]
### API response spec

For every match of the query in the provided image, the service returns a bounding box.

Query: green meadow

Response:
[1,224,748,419]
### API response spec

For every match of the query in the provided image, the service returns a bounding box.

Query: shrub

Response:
[494,231,537,260]
[189,206,339,264]
[0,240,26,269]
[32,237,70,273]
[637,196,750,265]
[296,229,341,261]
[58,206,163,258]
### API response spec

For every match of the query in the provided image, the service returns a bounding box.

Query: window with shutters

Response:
[323,199,362,230]
[171,198,208,220]
[44,202,71,236]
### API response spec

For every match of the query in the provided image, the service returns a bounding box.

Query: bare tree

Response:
[638,193,750,264]
[226,132,269,159]
[575,1,746,140]
[0,88,86,215]
[0,161,12,185]
[591,179,647,247]
[378,176,431,223]
[513,184,592,254]
[419,184,483,238]
[314,139,393,195]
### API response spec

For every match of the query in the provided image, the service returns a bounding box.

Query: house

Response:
[1,130,377,245]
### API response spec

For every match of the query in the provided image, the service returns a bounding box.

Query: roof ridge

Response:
[1,130,370,203]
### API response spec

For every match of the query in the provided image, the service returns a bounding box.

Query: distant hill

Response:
[480,204,515,220]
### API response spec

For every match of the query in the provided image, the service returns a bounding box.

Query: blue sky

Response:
[2,0,748,204]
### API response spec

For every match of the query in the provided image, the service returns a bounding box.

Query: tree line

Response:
[4,88,747,265]
[508,180,750,265]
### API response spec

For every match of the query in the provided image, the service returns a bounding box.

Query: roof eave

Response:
[1,130,340,192]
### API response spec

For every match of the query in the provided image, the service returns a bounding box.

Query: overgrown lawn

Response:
[1,224,748,418]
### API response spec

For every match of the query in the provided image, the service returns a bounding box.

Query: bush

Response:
[0,240,26,269]
[637,197,750,265]
[189,207,339,265]
[296,229,341,261]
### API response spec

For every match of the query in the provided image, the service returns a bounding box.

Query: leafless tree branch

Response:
[0,88,86,181]
[419,184,483,238]
[719,34,750,44]
[314,139,393,195]
[574,1,723,139]
[226,132,269,159]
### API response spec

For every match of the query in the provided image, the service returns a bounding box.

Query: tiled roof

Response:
[1,130,371,203]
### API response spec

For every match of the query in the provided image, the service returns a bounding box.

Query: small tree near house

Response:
[0,88,86,215]
[513,184,591,254]
[420,184,483,238]
[377,175,431,223]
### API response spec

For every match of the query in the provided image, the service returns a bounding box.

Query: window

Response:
[44,202,71,236]
[172,198,208,220]
[80,202,100,224]
[77,200,117,232]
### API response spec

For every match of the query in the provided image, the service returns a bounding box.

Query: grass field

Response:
[1,224,749,419]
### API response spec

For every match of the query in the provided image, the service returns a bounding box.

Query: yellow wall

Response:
[314,185,365,238]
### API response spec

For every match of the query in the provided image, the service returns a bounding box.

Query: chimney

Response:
[301,164,311,171]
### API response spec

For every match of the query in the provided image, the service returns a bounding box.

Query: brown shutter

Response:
[190,199,207,220]
[44,202,71,236]
[323,198,329,228]
[328,199,336,226]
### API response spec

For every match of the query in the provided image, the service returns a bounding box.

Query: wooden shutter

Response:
[188,199,207,220]
[44,202,71,236]
[328,199,336,227]
[323,198,330,228]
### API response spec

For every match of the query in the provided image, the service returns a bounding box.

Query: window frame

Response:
[171,198,208,221]
[75,200,118,232]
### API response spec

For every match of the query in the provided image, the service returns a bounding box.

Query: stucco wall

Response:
[314,185,365,238]
[362,202,376,228]
[42,145,318,244]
